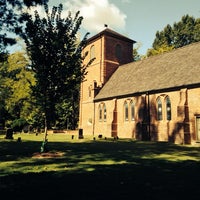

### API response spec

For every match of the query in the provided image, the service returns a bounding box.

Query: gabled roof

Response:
[94,42,200,101]
[86,28,136,44]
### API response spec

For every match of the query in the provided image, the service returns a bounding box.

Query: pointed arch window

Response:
[157,97,163,121]
[103,104,107,122]
[99,103,107,122]
[166,96,171,120]
[124,101,129,121]
[130,100,135,121]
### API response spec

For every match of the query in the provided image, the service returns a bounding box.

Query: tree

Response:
[0,51,36,128]
[147,44,175,57]
[0,57,9,128]
[6,52,35,120]
[0,0,48,60]
[133,42,143,61]
[149,15,200,56]
[20,3,94,137]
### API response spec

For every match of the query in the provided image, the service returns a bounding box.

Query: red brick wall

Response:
[94,88,200,145]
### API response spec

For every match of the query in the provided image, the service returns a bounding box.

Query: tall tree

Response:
[0,51,36,128]
[20,4,93,136]
[0,57,10,128]
[5,52,35,120]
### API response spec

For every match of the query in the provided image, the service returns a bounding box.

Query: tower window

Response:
[90,45,95,60]
[115,44,122,60]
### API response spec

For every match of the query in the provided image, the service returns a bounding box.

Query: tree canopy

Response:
[147,14,200,57]
[0,0,49,60]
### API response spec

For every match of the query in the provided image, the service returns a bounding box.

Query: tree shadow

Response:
[1,139,200,199]
[134,90,192,144]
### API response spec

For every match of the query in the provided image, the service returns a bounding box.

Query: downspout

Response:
[100,36,103,83]
[93,100,95,136]
[147,92,151,140]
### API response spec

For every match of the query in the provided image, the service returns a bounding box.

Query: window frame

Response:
[98,104,102,122]
[165,96,171,121]
[130,100,135,121]
[157,97,163,121]
[124,101,129,121]
[103,104,107,122]
[90,45,95,60]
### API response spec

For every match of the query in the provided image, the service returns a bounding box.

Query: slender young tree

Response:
[20,3,93,138]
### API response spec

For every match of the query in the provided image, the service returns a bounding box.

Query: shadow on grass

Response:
[1,138,200,199]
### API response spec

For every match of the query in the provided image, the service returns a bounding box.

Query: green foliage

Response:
[0,51,37,127]
[133,42,143,61]
[149,15,200,57]
[5,52,36,120]
[10,118,27,132]
[0,56,11,127]
[20,3,93,129]
[0,0,49,60]
[147,44,175,57]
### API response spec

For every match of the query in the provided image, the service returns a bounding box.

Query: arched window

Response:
[90,45,95,60]
[157,97,162,121]
[99,104,102,121]
[166,96,171,120]
[130,100,135,121]
[115,44,122,60]
[124,101,129,121]
[103,104,107,122]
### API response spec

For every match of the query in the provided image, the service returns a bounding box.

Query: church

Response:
[79,28,200,145]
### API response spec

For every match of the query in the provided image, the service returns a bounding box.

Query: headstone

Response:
[78,128,84,139]
[5,128,13,139]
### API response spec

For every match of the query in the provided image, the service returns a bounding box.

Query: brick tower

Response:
[79,28,135,135]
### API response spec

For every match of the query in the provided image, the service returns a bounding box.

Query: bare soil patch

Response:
[32,151,65,158]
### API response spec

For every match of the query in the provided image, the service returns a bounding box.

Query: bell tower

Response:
[79,28,135,135]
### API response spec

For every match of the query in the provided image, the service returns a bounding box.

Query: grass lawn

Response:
[1,132,200,199]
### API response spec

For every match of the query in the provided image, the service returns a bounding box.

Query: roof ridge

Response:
[133,41,200,64]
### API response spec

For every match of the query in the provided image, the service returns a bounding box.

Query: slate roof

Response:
[94,42,200,101]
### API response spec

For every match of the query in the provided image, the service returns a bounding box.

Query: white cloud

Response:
[62,0,127,33]
[26,0,127,33]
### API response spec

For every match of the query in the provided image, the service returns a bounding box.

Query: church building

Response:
[79,28,200,145]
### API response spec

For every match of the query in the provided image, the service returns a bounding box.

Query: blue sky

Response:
[47,0,200,55]
[9,0,200,55]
